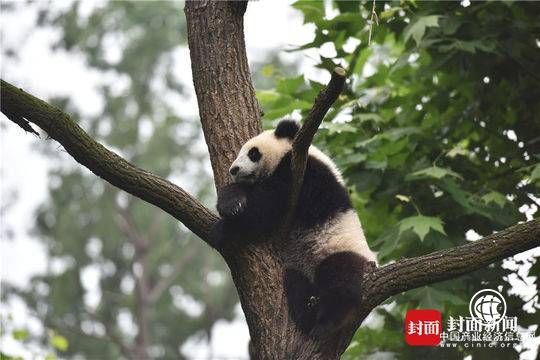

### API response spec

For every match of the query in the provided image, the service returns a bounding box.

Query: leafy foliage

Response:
[258,1,540,358]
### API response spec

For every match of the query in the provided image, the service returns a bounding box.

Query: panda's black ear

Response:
[275,119,300,140]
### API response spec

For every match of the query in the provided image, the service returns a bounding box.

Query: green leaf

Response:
[276,75,304,95]
[409,286,466,308]
[439,179,495,220]
[399,215,446,241]
[256,90,281,104]
[365,152,388,170]
[256,90,312,119]
[482,191,507,208]
[406,166,463,181]
[446,140,472,158]
[530,163,540,182]
[321,122,357,135]
[352,113,385,124]
[261,64,274,77]
[439,39,497,54]
[373,226,401,259]
[340,152,367,166]
[12,329,29,341]
[440,16,462,35]
[351,47,372,75]
[292,1,324,25]
[50,334,69,351]
[357,127,420,148]
[380,7,400,20]
[404,15,440,45]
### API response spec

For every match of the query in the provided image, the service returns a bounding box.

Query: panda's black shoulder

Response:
[296,155,352,228]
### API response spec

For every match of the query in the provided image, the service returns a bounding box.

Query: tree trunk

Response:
[185,0,262,190]
[184,1,350,358]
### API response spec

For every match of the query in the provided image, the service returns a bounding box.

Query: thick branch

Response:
[363,218,540,308]
[284,67,346,232]
[0,79,217,242]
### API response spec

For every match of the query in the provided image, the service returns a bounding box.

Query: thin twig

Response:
[368,0,378,46]
[282,67,347,235]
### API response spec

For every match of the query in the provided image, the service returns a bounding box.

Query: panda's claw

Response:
[219,198,246,218]
[234,201,244,214]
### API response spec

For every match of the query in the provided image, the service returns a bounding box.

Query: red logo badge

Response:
[405,309,442,346]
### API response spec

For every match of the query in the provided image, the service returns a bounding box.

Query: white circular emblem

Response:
[469,289,506,326]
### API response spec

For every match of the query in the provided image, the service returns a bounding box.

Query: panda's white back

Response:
[286,146,377,273]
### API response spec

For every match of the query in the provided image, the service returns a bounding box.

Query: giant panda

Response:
[212,119,376,336]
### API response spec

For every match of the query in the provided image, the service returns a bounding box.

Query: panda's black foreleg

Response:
[210,183,251,249]
[209,218,229,249]
[216,183,249,218]
[312,251,367,337]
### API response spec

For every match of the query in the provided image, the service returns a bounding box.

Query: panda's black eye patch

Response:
[248,147,262,162]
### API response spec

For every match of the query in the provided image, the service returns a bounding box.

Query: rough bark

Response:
[364,219,540,308]
[184,2,292,358]
[185,0,262,190]
[2,1,540,358]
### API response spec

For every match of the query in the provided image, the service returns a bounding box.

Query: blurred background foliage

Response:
[0,0,279,358]
[258,1,539,359]
[1,0,539,359]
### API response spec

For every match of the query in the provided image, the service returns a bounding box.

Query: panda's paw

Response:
[217,183,248,218]
[217,187,247,218]
[307,296,319,309]
[218,196,247,218]
[230,200,245,216]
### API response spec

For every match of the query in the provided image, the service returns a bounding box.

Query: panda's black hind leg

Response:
[284,268,318,334]
[209,219,228,249]
[312,251,367,337]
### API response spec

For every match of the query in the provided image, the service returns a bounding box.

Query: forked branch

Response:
[0,79,217,242]
[283,67,347,233]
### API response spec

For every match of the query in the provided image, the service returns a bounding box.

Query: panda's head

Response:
[229,119,300,184]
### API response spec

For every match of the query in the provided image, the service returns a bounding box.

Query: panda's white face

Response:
[229,130,292,184]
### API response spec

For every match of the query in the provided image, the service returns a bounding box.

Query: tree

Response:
[2,1,539,359]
